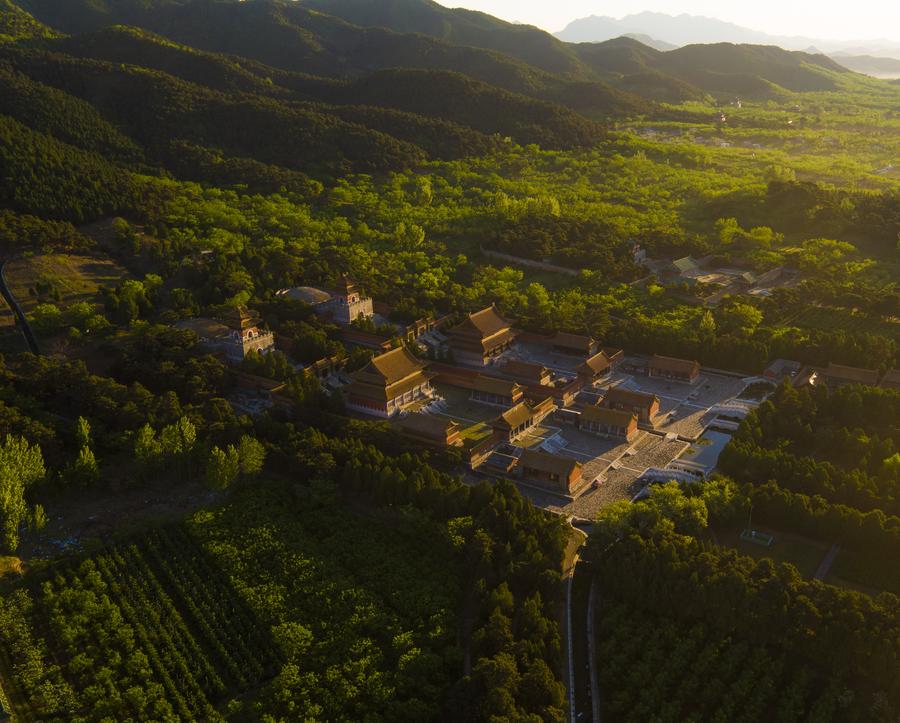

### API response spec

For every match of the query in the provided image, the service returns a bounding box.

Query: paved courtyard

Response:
[434,350,751,520]
[592,362,749,441]
[510,426,690,519]
[508,342,586,375]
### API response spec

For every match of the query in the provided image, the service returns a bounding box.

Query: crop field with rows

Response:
[0,525,279,721]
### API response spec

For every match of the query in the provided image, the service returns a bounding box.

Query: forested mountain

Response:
[302,0,591,77]
[313,0,855,98]
[0,0,53,39]
[656,43,848,93]
[0,0,641,191]
[302,0,847,96]
[0,0,895,249]
[1,1,899,722]
[16,0,650,115]
[13,0,867,111]
[0,0,894,223]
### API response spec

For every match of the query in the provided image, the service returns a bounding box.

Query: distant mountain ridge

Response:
[7,0,867,103]
[623,33,676,52]
[293,0,853,99]
[831,54,900,79]
[0,0,896,234]
[6,0,868,117]
[556,11,900,62]
[0,0,885,198]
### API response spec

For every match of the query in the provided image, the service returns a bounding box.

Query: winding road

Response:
[0,260,40,354]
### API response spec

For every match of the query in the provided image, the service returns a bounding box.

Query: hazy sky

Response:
[436,1,900,41]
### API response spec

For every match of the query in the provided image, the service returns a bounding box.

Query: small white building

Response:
[220,306,275,363]
[176,306,275,364]
[328,274,373,325]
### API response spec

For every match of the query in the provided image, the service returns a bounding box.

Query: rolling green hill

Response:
[0,63,145,163]
[0,112,138,220]
[295,0,853,99]
[0,0,54,40]
[659,43,847,94]
[301,0,592,78]
[1,48,433,177]
[14,0,868,105]
[571,37,849,99]
[334,68,606,148]
[0,0,889,195]
[17,0,654,118]
[0,4,613,160]
[53,25,289,96]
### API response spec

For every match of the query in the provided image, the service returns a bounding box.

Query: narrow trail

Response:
[815,543,841,580]
[587,576,601,723]
[566,552,580,723]
[564,526,587,723]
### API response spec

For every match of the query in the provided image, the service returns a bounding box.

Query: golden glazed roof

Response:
[450,305,512,338]
[650,354,700,375]
[581,405,636,428]
[520,449,582,478]
[354,346,427,385]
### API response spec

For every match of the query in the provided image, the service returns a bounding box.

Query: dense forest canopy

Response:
[0,0,898,720]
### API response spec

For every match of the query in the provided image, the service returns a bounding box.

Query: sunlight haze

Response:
[437,0,900,41]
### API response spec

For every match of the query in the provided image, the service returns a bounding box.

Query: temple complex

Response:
[345,346,435,417]
[447,305,517,366]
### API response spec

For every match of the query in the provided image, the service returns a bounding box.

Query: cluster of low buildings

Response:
[333,303,704,499]
[175,277,897,504]
[766,359,900,392]
[648,254,793,306]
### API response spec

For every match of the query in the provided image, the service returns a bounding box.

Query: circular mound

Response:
[277,286,331,305]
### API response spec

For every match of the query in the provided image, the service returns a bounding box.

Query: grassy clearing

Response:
[458,421,493,444]
[710,524,829,578]
[827,549,900,595]
[4,253,129,314]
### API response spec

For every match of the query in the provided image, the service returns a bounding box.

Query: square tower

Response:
[330,274,373,325]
